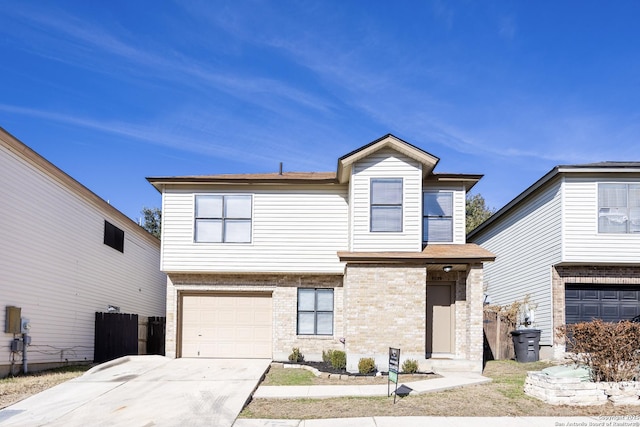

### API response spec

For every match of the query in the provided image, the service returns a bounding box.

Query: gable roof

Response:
[0,127,160,246]
[467,161,640,240]
[336,134,440,183]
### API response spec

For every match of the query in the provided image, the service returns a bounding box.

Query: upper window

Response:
[423,191,453,243]
[104,220,124,253]
[370,178,403,232]
[194,195,252,243]
[598,183,640,234]
[297,288,334,335]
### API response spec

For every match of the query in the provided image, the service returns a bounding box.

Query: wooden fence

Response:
[94,312,138,363]
[483,310,515,361]
[147,316,166,356]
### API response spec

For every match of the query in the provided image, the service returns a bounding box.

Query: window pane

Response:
[630,185,640,207]
[598,208,628,233]
[225,195,252,218]
[316,289,334,311]
[630,207,640,233]
[298,289,315,311]
[316,312,333,335]
[424,192,453,216]
[297,312,315,335]
[195,219,222,242]
[371,179,402,204]
[424,217,453,242]
[225,220,251,243]
[196,195,222,218]
[599,184,627,208]
[371,206,402,232]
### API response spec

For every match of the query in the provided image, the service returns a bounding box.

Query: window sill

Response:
[296,335,334,340]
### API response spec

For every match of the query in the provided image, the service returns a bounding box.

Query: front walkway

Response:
[253,371,491,399]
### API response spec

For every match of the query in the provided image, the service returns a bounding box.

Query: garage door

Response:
[181,293,272,358]
[565,284,640,324]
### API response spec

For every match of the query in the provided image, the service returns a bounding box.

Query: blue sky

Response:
[2,1,639,222]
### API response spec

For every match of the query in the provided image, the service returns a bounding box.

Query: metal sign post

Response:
[388,347,400,403]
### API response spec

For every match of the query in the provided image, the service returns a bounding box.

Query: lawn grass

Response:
[240,360,640,418]
[262,368,316,386]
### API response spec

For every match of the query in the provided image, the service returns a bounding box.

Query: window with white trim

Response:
[297,288,334,335]
[370,178,403,232]
[598,183,640,234]
[194,195,252,243]
[423,191,453,243]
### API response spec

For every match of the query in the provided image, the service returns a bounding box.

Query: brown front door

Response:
[426,283,455,356]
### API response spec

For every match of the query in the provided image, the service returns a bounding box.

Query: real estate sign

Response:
[388,347,400,402]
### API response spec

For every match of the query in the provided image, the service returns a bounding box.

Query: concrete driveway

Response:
[0,356,270,427]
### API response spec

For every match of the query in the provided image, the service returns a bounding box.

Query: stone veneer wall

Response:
[165,273,344,359]
[525,372,640,406]
[343,264,427,372]
[551,265,640,358]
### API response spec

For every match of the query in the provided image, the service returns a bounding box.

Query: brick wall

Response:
[165,273,343,360]
[552,265,640,354]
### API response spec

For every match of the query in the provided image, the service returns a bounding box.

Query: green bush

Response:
[329,350,346,370]
[558,319,640,382]
[288,347,304,363]
[358,357,376,374]
[401,359,419,374]
[322,349,333,363]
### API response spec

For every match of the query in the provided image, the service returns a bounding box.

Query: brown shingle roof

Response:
[338,244,495,264]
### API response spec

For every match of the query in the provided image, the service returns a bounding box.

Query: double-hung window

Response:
[194,195,252,243]
[297,288,334,335]
[423,191,453,243]
[370,178,403,232]
[598,183,640,234]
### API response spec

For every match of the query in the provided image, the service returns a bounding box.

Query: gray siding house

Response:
[468,163,640,359]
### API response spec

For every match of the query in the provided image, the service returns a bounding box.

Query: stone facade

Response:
[165,264,485,373]
[525,372,640,406]
[551,265,640,358]
[165,273,344,359]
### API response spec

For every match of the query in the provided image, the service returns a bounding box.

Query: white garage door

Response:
[181,293,272,358]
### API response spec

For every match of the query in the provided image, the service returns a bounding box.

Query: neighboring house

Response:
[468,163,640,359]
[0,128,166,376]
[148,134,494,373]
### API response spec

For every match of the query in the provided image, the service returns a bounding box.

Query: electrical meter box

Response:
[5,306,21,334]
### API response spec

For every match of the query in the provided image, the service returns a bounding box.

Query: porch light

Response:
[443,266,453,273]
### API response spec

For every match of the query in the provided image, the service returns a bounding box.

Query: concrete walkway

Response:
[253,371,492,399]
[234,417,602,427]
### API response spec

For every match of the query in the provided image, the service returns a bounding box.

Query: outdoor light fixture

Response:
[443,265,453,273]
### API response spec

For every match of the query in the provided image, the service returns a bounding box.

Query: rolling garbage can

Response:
[511,329,541,363]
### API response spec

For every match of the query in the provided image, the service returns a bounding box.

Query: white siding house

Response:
[0,128,166,376]
[150,134,494,373]
[468,163,640,359]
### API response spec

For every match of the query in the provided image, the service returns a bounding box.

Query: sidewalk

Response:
[234,417,601,427]
[253,371,491,399]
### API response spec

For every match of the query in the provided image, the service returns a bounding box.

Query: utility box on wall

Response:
[5,306,22,334]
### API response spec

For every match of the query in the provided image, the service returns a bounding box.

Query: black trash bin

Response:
[511,329,541,363]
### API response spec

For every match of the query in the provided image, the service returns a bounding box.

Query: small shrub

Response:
[557,319,640,382]
[322,349,333,363]
[329,350,346,370]
[288,347,304,363]
[358,357,376,374]
[401,359,419,374]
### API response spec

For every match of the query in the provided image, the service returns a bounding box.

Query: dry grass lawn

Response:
[240,360,640,419]
[0,365,90,409]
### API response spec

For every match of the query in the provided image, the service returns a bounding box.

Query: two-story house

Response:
[468,163,640,359]
[148,134,494,373]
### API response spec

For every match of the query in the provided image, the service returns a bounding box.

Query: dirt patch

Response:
[241,360,640,418]
[0,365,90,409]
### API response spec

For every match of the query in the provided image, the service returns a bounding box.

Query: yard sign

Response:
[388,347,400,403]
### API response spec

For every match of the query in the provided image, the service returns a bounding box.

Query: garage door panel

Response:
[181,294,272,358]
[565,285,640,324]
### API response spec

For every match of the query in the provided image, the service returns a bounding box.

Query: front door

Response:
[426,283,455,356]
